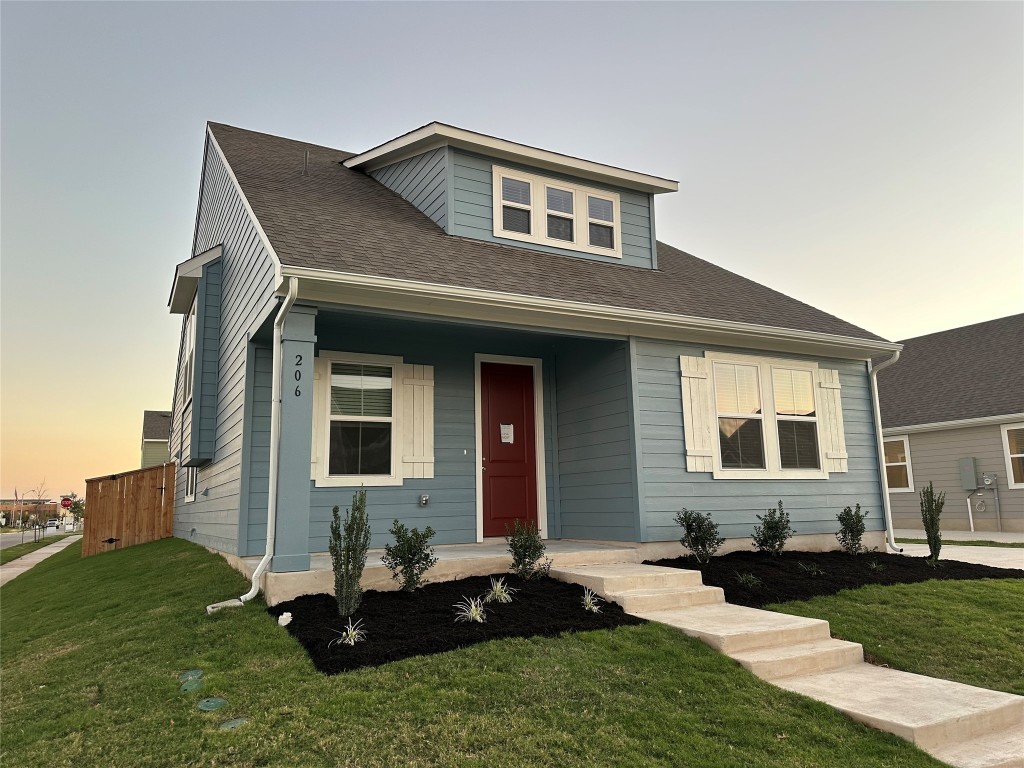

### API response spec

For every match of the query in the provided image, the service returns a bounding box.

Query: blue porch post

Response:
[272,304,317,572]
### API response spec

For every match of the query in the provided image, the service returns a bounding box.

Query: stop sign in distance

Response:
[61,497,73,509]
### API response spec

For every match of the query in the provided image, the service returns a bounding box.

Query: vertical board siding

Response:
[554,339,638,541]
[449,149,655,269]
[170,137,278,555]
[370,148,448,230]
[888,424,1024,532]
[83,464,175,557]
[632,338,886,542]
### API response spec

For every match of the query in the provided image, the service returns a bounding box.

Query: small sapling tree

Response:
[919,482,945,565]
[382,520,438,591]
[329,488,372,617]
[836,504,869,555]
[673,508,725,563]
[751,500,794,555]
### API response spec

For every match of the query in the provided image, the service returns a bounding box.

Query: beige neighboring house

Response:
[877,314,1024,532]
[141,410,172,468]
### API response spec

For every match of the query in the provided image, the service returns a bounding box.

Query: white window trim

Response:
[491,165,622,258]
[1001,422,1024,490]
[183,300,196,405]
[183,465,197,503]
[883,434,915,493]
[312,351,404,488]
[705,351,828,480]
[474,354,548,543]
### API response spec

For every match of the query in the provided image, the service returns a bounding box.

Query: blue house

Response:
[168,122,902,599]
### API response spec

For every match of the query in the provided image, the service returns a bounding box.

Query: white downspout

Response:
[868,349,902,553]
[207,277,299,613]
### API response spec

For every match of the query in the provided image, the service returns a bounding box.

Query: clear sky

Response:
[2,1,1021,498]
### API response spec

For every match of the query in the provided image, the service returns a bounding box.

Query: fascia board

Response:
[281,266,901,360]
[168,245,222,313]
[882,413,1024,435]
[343,122,679,195]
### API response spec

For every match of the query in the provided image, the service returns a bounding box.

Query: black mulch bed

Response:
[268,574,646,675]
[646,550,1024,609]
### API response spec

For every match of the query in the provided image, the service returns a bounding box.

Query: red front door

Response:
[481,362,538,538]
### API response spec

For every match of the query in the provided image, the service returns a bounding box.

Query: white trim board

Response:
[883,413,1024,436]
[285,266,901,360]
[474,354,548,544]
[343,122,678,195]
[882,434,915,494]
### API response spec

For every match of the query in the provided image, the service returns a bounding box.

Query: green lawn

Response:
[0,533,76,565]
[895,537,1024,548]
[771,579,1024,695]
[0,539,945,768]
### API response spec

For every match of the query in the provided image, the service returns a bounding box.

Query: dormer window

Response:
[492,166,622,258]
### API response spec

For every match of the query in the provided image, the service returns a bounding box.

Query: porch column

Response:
[272,304,318,572]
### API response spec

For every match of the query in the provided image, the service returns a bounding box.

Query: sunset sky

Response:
[2,1,1021,498]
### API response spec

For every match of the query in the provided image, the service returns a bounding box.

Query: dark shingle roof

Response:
[877,314,1024,428]
[207,122,887,343]
[142,410,171,440]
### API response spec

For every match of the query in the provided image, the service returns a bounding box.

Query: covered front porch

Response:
[240,302,647,575]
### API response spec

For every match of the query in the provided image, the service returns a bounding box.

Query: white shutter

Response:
[400,364,435,479]
[816,368,848,473]
[679,356,715,472]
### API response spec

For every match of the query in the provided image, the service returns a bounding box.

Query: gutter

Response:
[868,350,903,553]
[207,277,299,614]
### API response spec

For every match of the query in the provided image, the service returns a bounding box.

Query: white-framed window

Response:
[314,352,403,487]
[492,165,622,258]
[883,435,914,492]
[183,465,198,503]
[706,352,828,480]
[183,300,196,404]
[1001,422,1024,489]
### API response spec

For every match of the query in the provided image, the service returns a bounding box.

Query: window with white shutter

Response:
[311,353,434,487]
[679,353,849,479]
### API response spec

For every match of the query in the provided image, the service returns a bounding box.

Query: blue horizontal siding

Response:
[449,149,655,269]
[631,337,885,543]
[370,148,448,230]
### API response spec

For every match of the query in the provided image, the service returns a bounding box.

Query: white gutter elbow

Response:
[207,276,299,614]
[868,349,902,553]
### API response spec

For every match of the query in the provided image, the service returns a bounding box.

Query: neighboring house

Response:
[141,410,172,468]
[877,314,1024,532]
[167,121,901,583]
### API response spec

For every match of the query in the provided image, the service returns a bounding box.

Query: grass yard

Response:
[0,539,946,768]
[771,579,1024,695]
[895,537,1024,548]
[0,533,76,565]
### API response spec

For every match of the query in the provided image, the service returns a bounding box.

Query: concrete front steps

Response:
[551,563,1024,768]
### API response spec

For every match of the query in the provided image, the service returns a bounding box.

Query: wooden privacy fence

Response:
[83,463,175,557]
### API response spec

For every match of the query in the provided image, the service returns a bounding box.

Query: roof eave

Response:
[280,266,899,360]
[343,122,679,195]
[168,245,223,313]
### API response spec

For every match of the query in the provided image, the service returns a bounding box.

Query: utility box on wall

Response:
[959,457,979,491]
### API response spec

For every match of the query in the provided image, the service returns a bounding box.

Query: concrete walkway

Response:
[897,543,1024,570]
[552,563,1024,768]
[0,535,81,587]
[894,529,1024,544]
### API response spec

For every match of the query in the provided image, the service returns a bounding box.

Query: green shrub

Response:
[328,489,372,617]
[673,508,725,564]
[381,520,438,591]
[919,482,945,564]
[836,503,869,555]
[751,500,794,556]
[506,519,552,579]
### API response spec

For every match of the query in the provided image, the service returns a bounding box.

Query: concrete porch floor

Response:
[240,539,665,606]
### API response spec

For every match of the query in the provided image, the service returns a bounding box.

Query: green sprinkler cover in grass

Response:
[177,669,203,682]
[197,697,226,712]
[218,718,248,731]
[180,678,204,693]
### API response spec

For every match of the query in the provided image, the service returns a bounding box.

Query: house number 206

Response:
[294,354,302,396]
